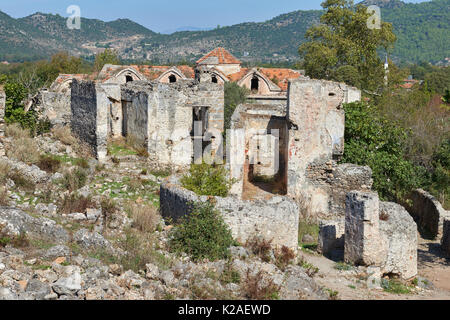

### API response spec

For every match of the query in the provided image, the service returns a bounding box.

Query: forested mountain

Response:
[0,0,448,64]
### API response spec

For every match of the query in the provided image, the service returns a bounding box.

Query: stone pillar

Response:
[442,218,450,257]
[0,90,6,156]
[344,191,384,266]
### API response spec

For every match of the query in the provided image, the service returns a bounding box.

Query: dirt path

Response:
[300,236,450,300]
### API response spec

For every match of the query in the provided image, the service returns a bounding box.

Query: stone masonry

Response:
[344,192,384,266]
[160,177,299,252]
[344,191,417,279]
[442,218,450,257]
[404,189,450,239]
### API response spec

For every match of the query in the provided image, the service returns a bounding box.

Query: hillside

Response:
[0,0,448,64]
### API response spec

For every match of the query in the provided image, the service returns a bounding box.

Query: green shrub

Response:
[342,102,428,202]
[181,163,232,197]
[169,202,234,262]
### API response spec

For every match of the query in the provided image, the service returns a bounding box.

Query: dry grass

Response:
[52,125,94,159]
[57,168,88,192]
[246,236,273,262]
[60,194,96,214]
[5,123,30,139]
[36,155,62,173]
[274,246,296,271]
[51,125,78,146]
[5,124,40,164]
[241,270,280,300]
[128,203,160,233]
[0,160,35,191]
[0,187,9,206]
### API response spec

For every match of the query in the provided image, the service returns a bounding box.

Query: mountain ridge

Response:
[0,0,448,64]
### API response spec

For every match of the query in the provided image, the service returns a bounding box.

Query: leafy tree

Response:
[224,82,249,130]
[429,139,450,207]
[341,101,427,202]
[94,49,120,72]
[299,0,396,91]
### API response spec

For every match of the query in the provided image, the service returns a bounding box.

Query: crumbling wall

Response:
[160,179,299,251]
[70,80,109,161]
[122,80,224,169]
[40,91,72,126]
[441,218,450,257]
[404,189,450,239]
[306,160,373,218]
[286,79,358,217]
[344,191,417,279]
[318,218,345,260]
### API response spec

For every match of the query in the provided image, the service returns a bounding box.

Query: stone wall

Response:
[344,191,417,279]
[70,80,110,161]
[441,218,450,257]
[160,179,299,251]
[40,91,72,126]
[121,80,224,169]
[306,160,373,218]
[404,189,450,239]
[286,79,360,217]
[71,80,98,157]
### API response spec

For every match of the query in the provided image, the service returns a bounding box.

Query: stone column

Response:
[344,191,384,266]
[0,90,6,156]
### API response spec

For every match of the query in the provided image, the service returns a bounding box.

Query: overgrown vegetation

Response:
[224,82,249,131]
[181,162,232,197]
[169,202,234,262]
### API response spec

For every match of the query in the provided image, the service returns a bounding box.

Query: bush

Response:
[169,202,234,262]
[60,194,95,214]
[128,203,160,233]
[181,163,232,197]
[52,125,78,146]
[37,155,62,173]
[57,168,88,192]
[224,82,249,131]
[4,124,40,164]
[342,102,427,202]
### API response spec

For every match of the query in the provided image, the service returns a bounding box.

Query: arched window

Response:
[251,76,259,93]
[211,75,218,84]
[125,75,133,83]
[169,75,177,83]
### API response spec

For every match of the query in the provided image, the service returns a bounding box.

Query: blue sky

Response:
[0,0,429,33]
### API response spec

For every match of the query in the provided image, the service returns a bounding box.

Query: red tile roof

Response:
[197,47,241,65]
[226,68,303,92]
[259,68,303,91]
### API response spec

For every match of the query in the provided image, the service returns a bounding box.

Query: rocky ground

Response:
[0,125,448,300]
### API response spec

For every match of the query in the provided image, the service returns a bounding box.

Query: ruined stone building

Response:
[70,79,224,168]
[32,47,305,126]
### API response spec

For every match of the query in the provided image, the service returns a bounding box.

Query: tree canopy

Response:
[299,0,396,91]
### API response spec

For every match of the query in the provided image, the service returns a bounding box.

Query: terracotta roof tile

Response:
[259,68,303,91]
[197,47,241,65]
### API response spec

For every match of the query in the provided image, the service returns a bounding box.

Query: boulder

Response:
[0,207,69,244]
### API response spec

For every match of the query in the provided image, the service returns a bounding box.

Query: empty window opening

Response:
[212,75,218,83]
[251,76,259,93]
[169,75,177,83]
[125,75,133,83]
